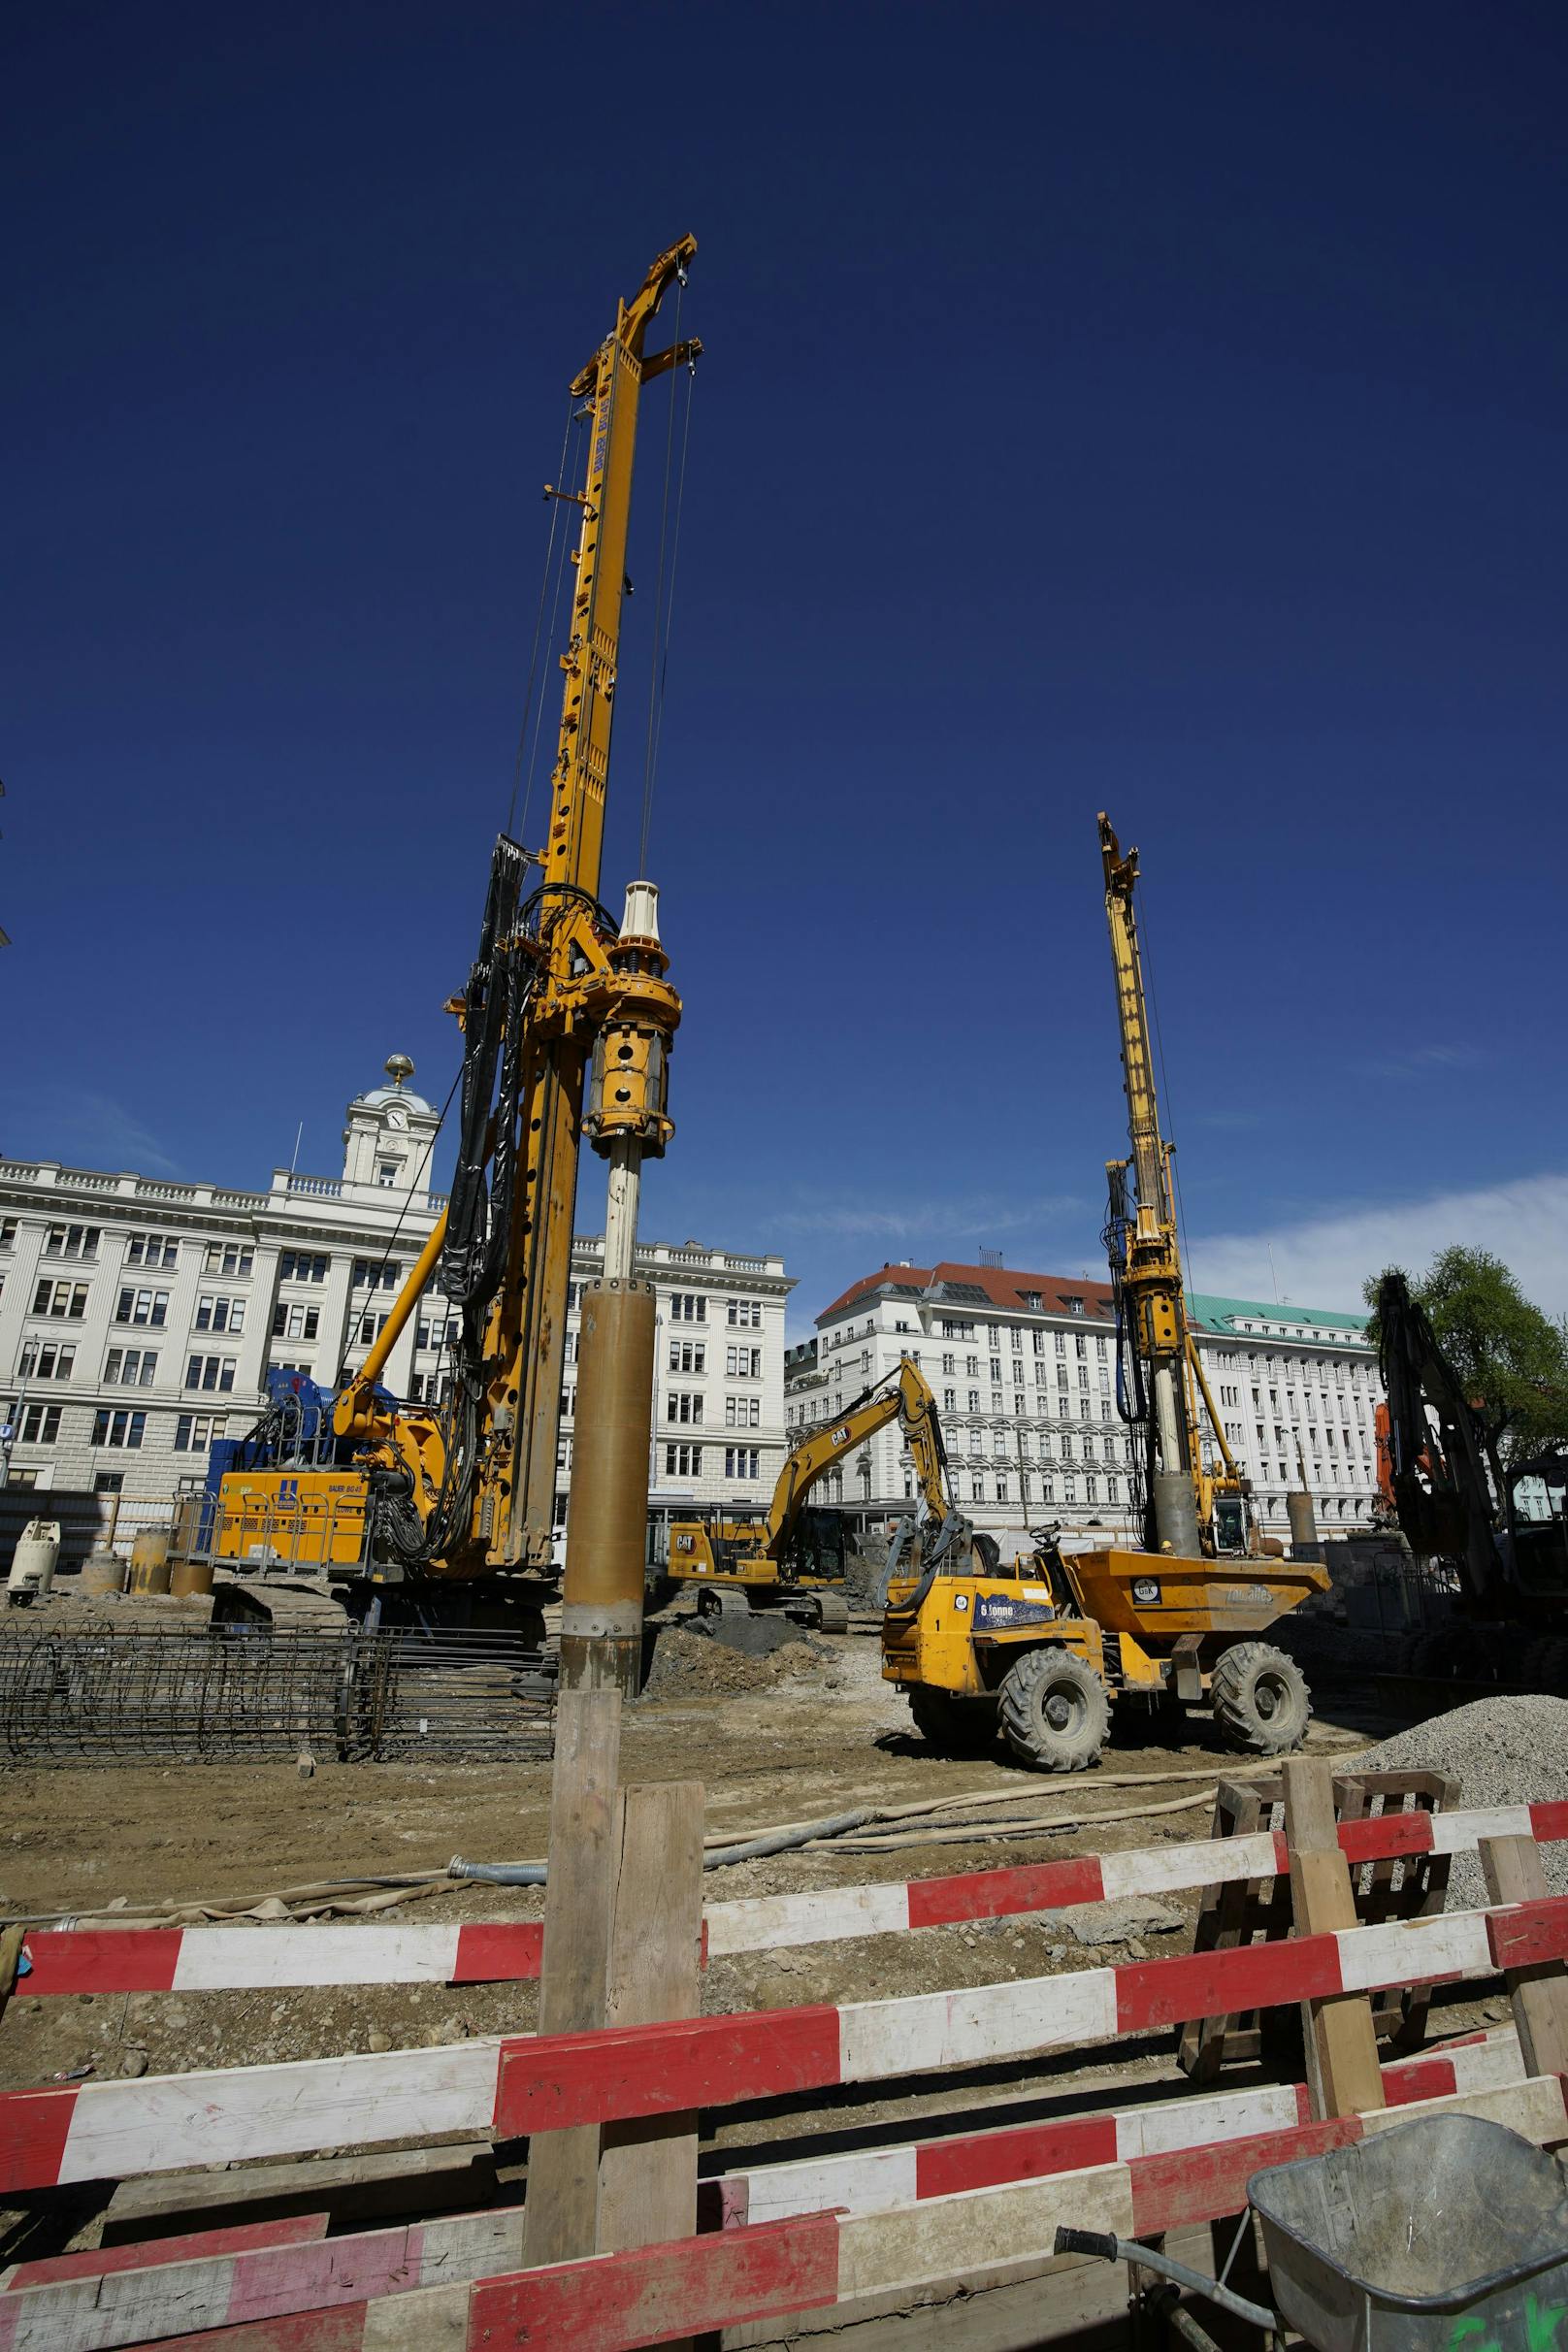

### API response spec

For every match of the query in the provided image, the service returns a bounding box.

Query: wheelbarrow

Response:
[1055,2112,1568,2352]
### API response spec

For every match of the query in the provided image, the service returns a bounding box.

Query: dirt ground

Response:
[0,1634,1392,2095]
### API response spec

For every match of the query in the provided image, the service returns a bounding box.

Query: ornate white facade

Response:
[0,1063,790,1546]
[790,1259,1382,1552]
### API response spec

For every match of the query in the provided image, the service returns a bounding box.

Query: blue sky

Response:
[6,3,1567,1340]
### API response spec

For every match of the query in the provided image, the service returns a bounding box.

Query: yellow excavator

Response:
[881,815,1329,1769]
[668,1359,977,1633]
[208,239,698,1640]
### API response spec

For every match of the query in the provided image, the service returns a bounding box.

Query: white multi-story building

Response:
[0,1060,791,1553]
[1186,1292,1383,1532]
[793,1258,1383,1552]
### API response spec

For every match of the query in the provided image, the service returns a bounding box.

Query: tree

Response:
[1365,1247,1568,1514]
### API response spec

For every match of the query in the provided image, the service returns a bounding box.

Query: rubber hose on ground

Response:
[448,1805,874,1885]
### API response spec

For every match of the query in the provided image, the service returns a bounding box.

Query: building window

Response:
[0,1219,16,1250]
[996,1477,1009,1504]
[351,1258,402,1290]
[942,1388,956,1412]
[196,1294,245,1334]
[125,1232,180,1269]
[726,1299,762,1327]
[205,1242,253,1277]
[725,1447,760,1479]
[18,1340,75,1381]
[669,1340,705,1373]
[185,1355,237,1393]
[45,1223,100,1261]
[31,1278,90,1319]
[93,1471,123,1494]
[91,1408,146,1449]
[175,1414,226,1451]
[104,1347,158,1387]
[357,1311,390,1345]
[279,1251,330,1284]
[667,1392,704,1424]
[272,1303,320,1341]
[670,1292,706,1323]
[116,1287,169,1327]
[725,1395,762,1426]
[664,1443,703,1478]
[726,1345,762,1379]
[1023,1291,1041,1309]
[377,1161,399,1188]
[941,1319,974,1341]
[13,1402,62,1445]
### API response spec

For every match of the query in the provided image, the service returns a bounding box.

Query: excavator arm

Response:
[764,1360,954,1564]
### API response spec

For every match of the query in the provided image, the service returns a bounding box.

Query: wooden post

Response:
[1281,1755,1386,2121]
[598,1780,704,2255]
[1481,1834,1568,2078]
[521,1687,623,2266]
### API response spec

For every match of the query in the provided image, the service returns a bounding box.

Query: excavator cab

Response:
[1211,1491,1250,1556]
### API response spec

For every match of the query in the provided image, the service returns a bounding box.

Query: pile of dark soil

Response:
[641,1625,825,1701]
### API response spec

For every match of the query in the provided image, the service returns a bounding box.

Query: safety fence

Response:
[16,1795,1568,1996]
[0,2035,1541,2351]
[4,1885,1566,2195]
[3,1791,1567,2350]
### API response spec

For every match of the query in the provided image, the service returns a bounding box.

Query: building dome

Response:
[353,1055,434,1117]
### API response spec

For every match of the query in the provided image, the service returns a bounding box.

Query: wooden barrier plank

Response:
[598,1781,704,2266]
[1283,1757,1385,2122]
[521,1687,623,2268]
[1481,1840,1568,2078]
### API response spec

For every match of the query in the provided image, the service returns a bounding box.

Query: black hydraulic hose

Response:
[1052,2232,1275,2331]
[448,1806,875,1885]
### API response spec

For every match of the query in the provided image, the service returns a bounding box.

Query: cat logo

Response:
[831,1426,852,1447]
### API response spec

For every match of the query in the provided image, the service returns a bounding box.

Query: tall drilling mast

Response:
[501,236,699,1568]
[329,239,697,1601]
[1099,813,1245,1557]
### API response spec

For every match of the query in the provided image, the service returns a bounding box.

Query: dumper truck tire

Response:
[997,1646,1109,1773]
[1210,1642,1310,1754]
[907,1685,997,1756]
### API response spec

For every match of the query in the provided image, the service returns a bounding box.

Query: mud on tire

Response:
[1210,1641,1310,1755]
[996,1645,1109,1773]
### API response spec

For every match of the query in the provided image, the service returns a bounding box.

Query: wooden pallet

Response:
[1177,1766,1458,2083]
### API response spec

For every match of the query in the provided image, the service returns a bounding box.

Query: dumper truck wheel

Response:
[997,1646,1109,1773]
[907,1685,997,1756]
[1210,1642,1310,1754]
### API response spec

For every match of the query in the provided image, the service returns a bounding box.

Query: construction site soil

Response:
[1,1635,1420,2102]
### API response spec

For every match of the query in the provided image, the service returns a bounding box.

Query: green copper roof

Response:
[1186,1292,1368,1343]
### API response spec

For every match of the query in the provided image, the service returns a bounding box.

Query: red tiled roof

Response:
[817,1260,1116,1325]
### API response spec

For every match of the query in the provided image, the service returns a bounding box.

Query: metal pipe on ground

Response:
[559,1276,657,1698]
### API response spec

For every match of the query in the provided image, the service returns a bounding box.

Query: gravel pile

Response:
[1355,1694,1568,1909]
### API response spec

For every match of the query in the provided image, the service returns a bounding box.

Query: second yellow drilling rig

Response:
[1098,811,1252,1560]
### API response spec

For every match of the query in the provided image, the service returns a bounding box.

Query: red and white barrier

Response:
[19,1799,1568,2002]
[715,2025,1522,2227]
[10,2074,1556,2352]
[18,1921,541,2000]
[7,1893,1563,2196]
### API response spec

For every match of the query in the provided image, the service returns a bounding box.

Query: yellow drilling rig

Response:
[881,815,1328,1770]
[208,239,699,1647]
